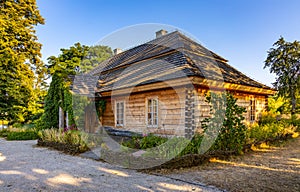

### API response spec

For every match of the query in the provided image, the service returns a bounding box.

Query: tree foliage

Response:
[81,45,112,73]
[47,43,89,77]
[267,95,286,114]
[41,74,64,129]
[264,37,300,114]
[41,43,88,129]
[41,43,112,129]
[0,0,45,123]
[202,92,247,154]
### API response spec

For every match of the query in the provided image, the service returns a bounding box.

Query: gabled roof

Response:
[88,31,272,93]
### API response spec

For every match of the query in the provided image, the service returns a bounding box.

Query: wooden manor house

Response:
[80,30,275,138]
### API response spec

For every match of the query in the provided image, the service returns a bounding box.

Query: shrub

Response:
[7,130,39,140]
[0,128,39,140]
[247,120,297,144]
[143,136,191,159]
[138,134,205,159]
[179,134,204,156]
[121,134,168,149]
[202,92,247,154]
[287,115,300,131]
[258,111,278,125]
[122,134,205,159]
[121,136,141,149]
[139,134,168,149]
[0,129,10,137]
[12,123,23,128]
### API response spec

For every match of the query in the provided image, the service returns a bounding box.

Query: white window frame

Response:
[115,100,125,127]
[146,97,159,128]
[250,99,256,122]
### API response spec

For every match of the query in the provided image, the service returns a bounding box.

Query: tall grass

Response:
[38,129,102,153]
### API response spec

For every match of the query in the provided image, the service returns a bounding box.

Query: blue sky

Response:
[36,0,300,86]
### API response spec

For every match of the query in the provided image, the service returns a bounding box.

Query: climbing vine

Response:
[39,74,63,129]
[39,74,76,129]
[95,99,106,118]
[39,43,112,129]
[63,89,76,127]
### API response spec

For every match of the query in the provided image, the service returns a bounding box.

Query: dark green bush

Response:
[0,129,10,137]
[174,134,203,156]
[121,136,141,149]
[121,134,168,149]
[12,123,23,128]
[122,134,205,159]
[7,130,39,140]
[139,134,168,149]
[0,128,39,140]
[202,92,247,154]
[144,136,190,159]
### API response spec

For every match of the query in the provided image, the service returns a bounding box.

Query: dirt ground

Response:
[158,137,300,192]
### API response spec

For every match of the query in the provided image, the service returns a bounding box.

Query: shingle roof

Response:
[87,31,272,93]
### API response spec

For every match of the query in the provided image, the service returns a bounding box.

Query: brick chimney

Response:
[113,48,123,55]
[156,29,168,38]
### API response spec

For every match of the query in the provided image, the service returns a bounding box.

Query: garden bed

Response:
[98,129,296,171]
[100,144,238,170]
[37,139,88,155]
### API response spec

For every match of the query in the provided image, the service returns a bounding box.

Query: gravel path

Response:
[0,139,221,192]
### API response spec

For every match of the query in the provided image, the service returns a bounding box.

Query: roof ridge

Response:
[87,30,211,75]
[176,32,228,62]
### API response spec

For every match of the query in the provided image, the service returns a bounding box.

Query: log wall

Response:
[101,86,268,136]
[102,87,186,136]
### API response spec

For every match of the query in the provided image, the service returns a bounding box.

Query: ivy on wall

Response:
[40,74,63,129]
[40,74,75,129]
[95,99,106,118]
[39,43,112,129]
[63,89,75,127]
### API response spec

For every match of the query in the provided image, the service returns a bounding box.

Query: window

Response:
[147,98,158,127]
[250,99,256,121]
[116,101,124,126]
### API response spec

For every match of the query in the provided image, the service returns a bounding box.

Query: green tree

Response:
[41,44,112,129]
[81,45,112,73]
[0,0,45,123]
[47,43,89,77]
[41,43,112,129]
[264,37,300,115]
[41,43,89,129]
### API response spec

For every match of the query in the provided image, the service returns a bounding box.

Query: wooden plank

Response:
[192,77,276,95]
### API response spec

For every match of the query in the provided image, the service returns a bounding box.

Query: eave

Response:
[97,76,276,97]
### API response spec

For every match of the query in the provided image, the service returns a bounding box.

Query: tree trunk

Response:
[291,88,296,115]
[59,107,64,128]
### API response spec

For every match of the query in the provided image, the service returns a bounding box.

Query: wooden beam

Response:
[98,76,276,97]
